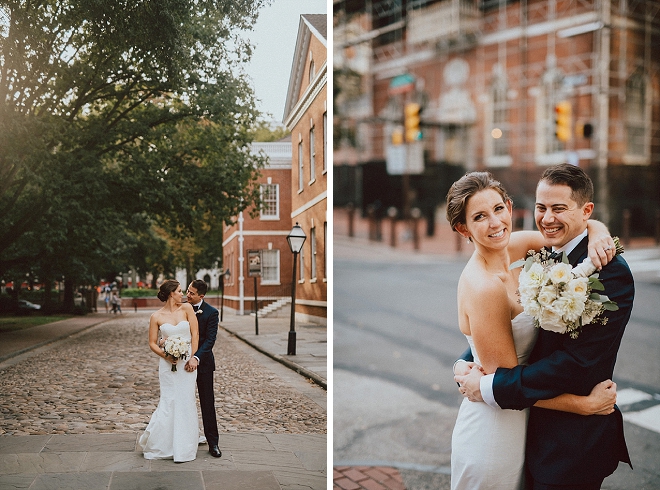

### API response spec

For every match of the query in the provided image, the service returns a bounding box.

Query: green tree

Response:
[251,118,290,142]
[0,0,268,309]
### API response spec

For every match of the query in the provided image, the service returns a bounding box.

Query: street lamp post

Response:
[220,268,230,322]
[286,222,306,356]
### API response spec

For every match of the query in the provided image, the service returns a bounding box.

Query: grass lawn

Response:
[0,315,73,333]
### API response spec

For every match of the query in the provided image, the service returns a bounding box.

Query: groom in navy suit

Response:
[184,279,222,458]
[456,164,634,489]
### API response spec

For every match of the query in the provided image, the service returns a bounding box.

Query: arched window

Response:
[309,59,315,83]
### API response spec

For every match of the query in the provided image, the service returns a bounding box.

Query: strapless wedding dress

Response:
[451,313,538,490]
[138,321,198,462]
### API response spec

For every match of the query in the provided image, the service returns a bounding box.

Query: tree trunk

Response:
[63,280,75,312]
[42,278,53,309]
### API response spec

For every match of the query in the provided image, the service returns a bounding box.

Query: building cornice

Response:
[284,62,327,130]
[223,230,291,247]
[291,191,327,219]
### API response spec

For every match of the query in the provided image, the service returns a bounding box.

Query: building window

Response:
[309,126,316,183]
[323,221,327,280]
[492,81,509,157]
[310,226,317,280]
[299,244,305,282]
[259,184,279,220]
[625,72,647,158]
[309,59,315,83]
[261,250,280,284]
[323,112,327,173]
[298,141,303,192]
[486,67,512,167]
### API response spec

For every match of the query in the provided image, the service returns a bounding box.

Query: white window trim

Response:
[298,140,304,192]
[259,183,280,221]
[260,249,281,285]
[322,111,327,174]
[310,227,317,281]
[309,125,316,183]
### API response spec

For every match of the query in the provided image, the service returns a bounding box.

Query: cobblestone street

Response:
[0,313,327,437]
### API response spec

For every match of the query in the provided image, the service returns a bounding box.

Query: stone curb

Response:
[220,326,327,390]
[0,316,113,363]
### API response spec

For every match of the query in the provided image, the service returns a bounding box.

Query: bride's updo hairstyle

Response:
[157,279,180,302]
[446,171,511,231]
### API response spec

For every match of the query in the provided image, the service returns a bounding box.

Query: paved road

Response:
[0,312,327,489]
[334,237,660,489]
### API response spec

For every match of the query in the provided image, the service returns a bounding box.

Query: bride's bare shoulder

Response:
[150,309,165,324]
[459,263,505,296]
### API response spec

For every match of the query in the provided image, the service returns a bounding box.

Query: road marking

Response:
[617,388,653,406]
[623,404,660,434]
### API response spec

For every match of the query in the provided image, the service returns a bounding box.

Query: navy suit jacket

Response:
[492,236,634,485]
[193,300,218,373]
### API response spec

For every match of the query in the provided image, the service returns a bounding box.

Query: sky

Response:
[242,0,327,126]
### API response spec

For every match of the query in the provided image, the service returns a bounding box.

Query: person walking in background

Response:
[111,292,122,314]
[455,164,634,489]
[184,279,222,458]
[104,287,110,314]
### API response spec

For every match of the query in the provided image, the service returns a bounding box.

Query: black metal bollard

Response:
[387,207,398,247]
[622,209,631,248]
[347,202,355,238]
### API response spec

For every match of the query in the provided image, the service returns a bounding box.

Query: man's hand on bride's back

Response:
[454,366,486,402]
[585,379,617,416]
[453,360,481,377]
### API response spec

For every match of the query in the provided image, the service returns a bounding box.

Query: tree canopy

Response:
[0,0,269,308]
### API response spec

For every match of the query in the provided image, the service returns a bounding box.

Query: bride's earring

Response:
[466,237,472,243]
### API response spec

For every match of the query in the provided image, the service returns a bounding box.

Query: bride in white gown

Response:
[138,279,200,463]
[445,172,618,490]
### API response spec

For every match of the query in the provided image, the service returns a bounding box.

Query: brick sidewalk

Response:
[334,466,406,490]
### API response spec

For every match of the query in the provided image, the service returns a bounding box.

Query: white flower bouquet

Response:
[510,238,623,339]
[162,335,190,371]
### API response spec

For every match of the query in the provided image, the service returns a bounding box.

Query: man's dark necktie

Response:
[548,251,564,261]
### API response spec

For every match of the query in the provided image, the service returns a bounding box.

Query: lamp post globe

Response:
[287,223,306,355]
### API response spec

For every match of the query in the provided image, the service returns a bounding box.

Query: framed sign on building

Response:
[247,250,262,277]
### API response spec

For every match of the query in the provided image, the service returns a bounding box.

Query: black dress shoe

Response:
[209,445,222,458]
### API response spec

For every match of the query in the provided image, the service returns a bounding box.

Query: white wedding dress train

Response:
[451,313,538,490]
[138,321,198,463]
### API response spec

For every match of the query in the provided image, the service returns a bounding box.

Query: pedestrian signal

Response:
[554,101,572,142]
[404,103,422,142]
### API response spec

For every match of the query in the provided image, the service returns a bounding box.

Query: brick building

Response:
[283,14,328,325]
[334,0,660,237]
[222,141,294,316]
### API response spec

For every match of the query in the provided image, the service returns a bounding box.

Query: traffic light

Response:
[404,103,422,142]
[554,101,572,142]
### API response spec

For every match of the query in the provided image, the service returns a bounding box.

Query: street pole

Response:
[288,253,298,355]
[254,276,258,335]
[220,275,225,322]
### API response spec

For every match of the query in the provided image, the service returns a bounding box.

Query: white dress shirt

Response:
[481,229,589,408]
[193,300,203,362]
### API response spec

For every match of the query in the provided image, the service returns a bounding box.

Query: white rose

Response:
[572,258,597,278]
[520,263,546,289]
[519,284,540,301]
[539,306,567,333]
[523,299,542,318]
[548,262,573,285]
[555,293,586,323]
[537,285,558,307]
[566,277,589,298]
